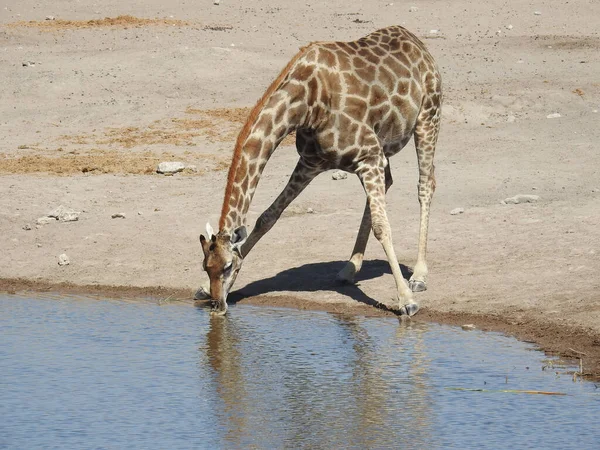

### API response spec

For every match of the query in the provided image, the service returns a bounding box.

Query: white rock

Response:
[213,0,220,4]
[157,161,186,174]
[461,324,476,331]
[450,207,464,215]
[534,11,542,15]
[506,24,513,30]
[47,205,80,222]
[45,15,55,20]
[429,29,439,34]
[331,170,348,180]
[592,109,598,113]
[503,194,540,205]
[36,243,42,248]
[546,113,561,119]
[111,213,126,219]
[409,6,419,12]
[306,208,315,214]
[36,216,55,225]
[58,254,70,266]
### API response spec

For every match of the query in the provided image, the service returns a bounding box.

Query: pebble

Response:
[111,213,126,219]
[331,170,348,180]
[408,6,419,12]
[429,29,439,34]
[157,161,186,174]
[22,224,32,230]
[45,15,55,20]
[306,208,315,214]
[534,11,542,15]
[36,243,42,248]
[546,113,561,119]
[461,324,476,331]
[213,0,220,4]
[450,207,464,215]
[506,24,513,30]
[47,205,80,222]
[58,254,70,266]
[22,61,36,67]
[502,194,540,205]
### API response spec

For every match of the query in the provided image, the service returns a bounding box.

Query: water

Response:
[1,294,598,449]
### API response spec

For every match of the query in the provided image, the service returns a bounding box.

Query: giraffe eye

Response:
[223,262,233,273]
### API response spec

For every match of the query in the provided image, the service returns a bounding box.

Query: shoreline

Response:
[3,277,598,381]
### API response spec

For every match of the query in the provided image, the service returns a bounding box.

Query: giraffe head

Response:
[199,222,247,314]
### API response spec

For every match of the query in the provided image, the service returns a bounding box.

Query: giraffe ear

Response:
[205,222,214,238]
[231,226,247,253]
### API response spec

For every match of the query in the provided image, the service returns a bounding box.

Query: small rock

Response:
[36,243,42,248]
[36,216,55,225]
[461,324,476,331]
[45,15,55,20]
[47,205,80,222]
[22,61,36,67]
[213,0,220,4]
[157,161,186,174]
[306,208,315,214]
[112,213,126,219]
[429,29,439,34]
[137,211,143,215]
[534,11,542,15]
[22,224,32,231]
[331,170,348,180]
[408,6,419,12]
[450,207,464,215]
[546,113,561,119]
[503,194,540,205]
[506,24,513,30]
[592,109,598,113]
[58,254,70,266]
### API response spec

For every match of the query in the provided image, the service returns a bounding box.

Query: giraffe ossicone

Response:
[198,25,442,316]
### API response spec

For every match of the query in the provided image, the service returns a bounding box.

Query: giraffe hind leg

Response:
[409,98,441,292]
[337,163,393,284]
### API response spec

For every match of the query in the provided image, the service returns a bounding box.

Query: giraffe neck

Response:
[218,85,309,234]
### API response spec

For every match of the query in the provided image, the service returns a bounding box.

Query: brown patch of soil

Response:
[2,277,598,380]
[8,15,189,31]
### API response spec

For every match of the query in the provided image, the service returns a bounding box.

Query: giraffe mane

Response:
[218,44,312,230]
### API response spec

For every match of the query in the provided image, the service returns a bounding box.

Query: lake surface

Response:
[1,294,598,449]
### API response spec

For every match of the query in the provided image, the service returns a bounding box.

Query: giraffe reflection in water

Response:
[201,309,433,447]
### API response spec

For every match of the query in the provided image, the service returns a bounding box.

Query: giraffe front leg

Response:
[240,159,321,257]
[358,158,418,317]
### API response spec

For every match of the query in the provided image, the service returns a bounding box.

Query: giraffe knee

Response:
[371,220,388,241]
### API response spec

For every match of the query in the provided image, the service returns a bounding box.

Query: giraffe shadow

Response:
[227,259,413,314]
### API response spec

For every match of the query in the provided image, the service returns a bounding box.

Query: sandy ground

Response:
[1,1,599,377]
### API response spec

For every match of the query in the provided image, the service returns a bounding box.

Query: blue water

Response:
[1,294,598,449]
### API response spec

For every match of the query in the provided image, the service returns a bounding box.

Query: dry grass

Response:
[8,15,189,31]
[9,106,297,175]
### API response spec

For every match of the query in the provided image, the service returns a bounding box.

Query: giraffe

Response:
[199,25,442,316]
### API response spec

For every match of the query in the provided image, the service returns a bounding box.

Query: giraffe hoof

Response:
[194,285,211,300]
[398,302,420,317]
[336,262,358,284]
[409,280,427,292]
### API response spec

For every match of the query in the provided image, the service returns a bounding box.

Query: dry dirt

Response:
[1,1,599,378]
